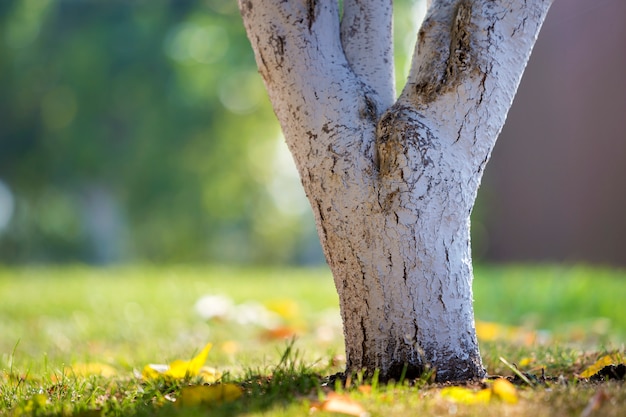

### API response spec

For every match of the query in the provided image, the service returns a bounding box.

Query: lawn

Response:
[1,264,625,416]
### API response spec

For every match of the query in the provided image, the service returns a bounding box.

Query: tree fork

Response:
[238,0,553,382]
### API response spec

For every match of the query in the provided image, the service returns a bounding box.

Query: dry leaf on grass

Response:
[142,343,219,382]
[311,392,368,417]
[492,378,518,404]
[260,326,299,340]
[440,386,491,404]
[579,354,623,379]
[440,378,518,405]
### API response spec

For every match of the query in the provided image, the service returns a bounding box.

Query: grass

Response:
[0,264,625,416]
[474,264,626,343]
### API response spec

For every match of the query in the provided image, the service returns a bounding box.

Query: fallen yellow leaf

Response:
[440,379,518,405]
[475,388,492,403]
[518,357,534,368]
[580,354,623,379]
[142,364,166,380]
[440,386,491,404]
[492,378,518,404]
[142,343,213,380]
[178,384,243,407]
[265,299,299,320]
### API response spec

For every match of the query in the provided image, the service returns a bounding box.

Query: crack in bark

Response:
[268,29,285,68]
[306,0,317,32]
[477,71,488,106]
[455,120,464,144]
[358,312,368,371]
[402,262,408,284]
[475,153,490,177]
[511,16,528,37]
[314,198,331,261]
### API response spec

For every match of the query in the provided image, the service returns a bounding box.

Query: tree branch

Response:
[239,0,373,139]
[399,0,553,145]
[340,0,395,111]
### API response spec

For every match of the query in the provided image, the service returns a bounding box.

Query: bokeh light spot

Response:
[0,180,15,232]
[164,22,228,64]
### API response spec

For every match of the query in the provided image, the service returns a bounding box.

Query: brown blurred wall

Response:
[480,0,626,265]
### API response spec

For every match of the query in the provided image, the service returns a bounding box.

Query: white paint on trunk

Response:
[238,0,553,381]
[341,0,395,108]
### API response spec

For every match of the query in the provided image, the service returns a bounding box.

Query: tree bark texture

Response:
[239,0,553,381]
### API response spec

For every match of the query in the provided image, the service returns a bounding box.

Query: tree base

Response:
[328,358,485,387]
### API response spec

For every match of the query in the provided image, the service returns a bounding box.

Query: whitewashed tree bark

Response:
[239,0,553,381]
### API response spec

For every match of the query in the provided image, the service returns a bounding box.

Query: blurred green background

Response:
[0,0,422,265]
[1,0,625,266]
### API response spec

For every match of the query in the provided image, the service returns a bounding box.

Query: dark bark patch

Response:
[343,358,426,384]
[359,94,378,123]
[375,105,434,177]
[378,362,425,383]
[417,17,435,48]
[307,0,317,32]
[414,1,474,104]
[375,111,404,177]
[306,130,318,141]
[443,0,472,85]
[380,189,399,213]
[413,81,440,104]
[434,354,486,383]
[269,32,285,65]
[239,0,252,17]
[418,27,427,49]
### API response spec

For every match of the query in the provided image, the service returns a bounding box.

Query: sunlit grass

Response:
[0,265,341,374]
[1,264,625,416]
[474,264,626,344]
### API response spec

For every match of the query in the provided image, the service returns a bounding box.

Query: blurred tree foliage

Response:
[0,0,423,265]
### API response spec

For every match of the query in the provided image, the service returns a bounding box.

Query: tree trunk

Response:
[239,0,553,381]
